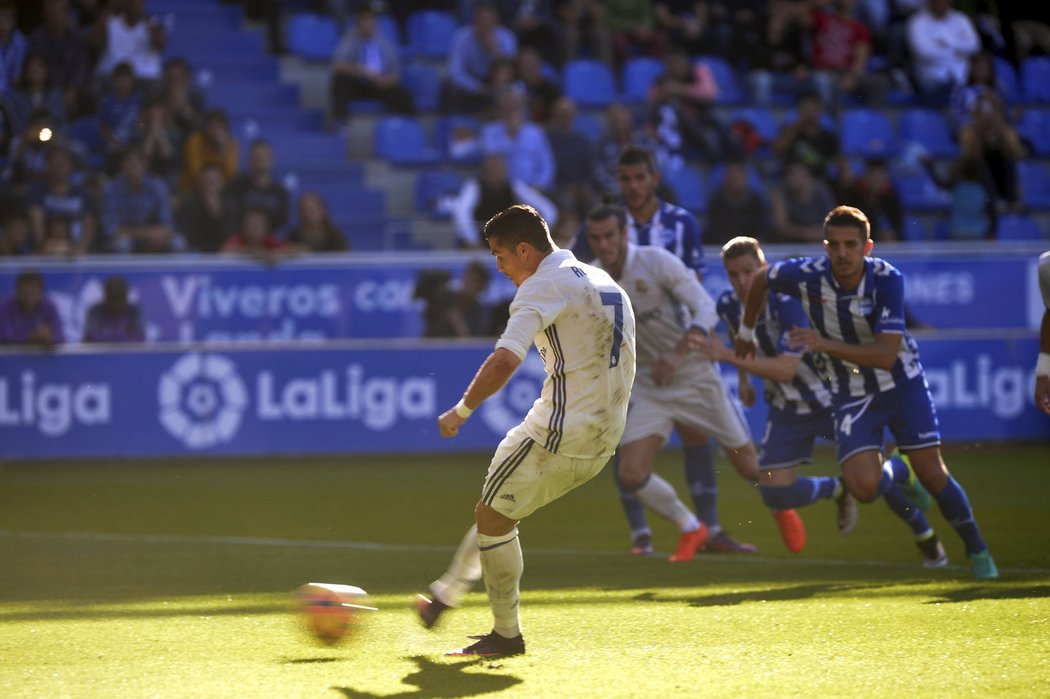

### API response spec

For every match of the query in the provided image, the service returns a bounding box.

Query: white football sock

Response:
[430,525,481,608]
[478,527,523,639]
[635,474,701,532]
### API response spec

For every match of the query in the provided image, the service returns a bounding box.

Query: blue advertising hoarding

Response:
[0,334,1045,461]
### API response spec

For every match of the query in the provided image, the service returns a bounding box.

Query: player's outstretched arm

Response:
[696,332,801,384]
[1036,309,1050,416]
[787,328,901,371]
[438,348,523,438]
[734,265,769,359]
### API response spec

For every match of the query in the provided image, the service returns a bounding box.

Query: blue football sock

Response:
[611,451,650,537]
[760,476,839,510]
[875,468,894,497]
[885,453,912,483]
[684,443,718,530]
[881,482,933,537]
[933,476,987,555]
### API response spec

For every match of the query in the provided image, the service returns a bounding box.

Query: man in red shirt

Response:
[804,0,888,109]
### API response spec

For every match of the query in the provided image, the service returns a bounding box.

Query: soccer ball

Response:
[293,582,375,645]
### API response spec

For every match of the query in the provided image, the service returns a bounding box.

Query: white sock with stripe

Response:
[430,525,481,608]
[635,473,701,532]
[478,527,523,639]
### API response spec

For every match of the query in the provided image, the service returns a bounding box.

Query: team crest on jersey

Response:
[635,279,649,293]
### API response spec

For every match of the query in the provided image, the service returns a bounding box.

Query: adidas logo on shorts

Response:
[499,493,516,503]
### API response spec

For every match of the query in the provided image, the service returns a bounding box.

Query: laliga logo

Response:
[480,353,546,434]
[158,353,248,449]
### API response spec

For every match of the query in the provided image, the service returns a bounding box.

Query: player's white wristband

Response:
[737,323,755,344]
[1037,353,1050,377]
[453,399,474,419]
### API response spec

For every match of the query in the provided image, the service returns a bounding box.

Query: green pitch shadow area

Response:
[0,444,1048,697]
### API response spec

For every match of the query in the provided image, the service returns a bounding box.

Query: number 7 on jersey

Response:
[600,292,624,368]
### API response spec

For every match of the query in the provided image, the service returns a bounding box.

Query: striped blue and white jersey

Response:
[627,200,705,274]
[766,255,923,400]
[717,288,832,415]
[495,249,637,458]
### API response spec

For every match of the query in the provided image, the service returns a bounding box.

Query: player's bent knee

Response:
[475,501,517,537]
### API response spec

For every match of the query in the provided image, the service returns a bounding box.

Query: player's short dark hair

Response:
[483,204,553,252]
[823,205,871,241]
[617,145,657,174]
[585,203,626,230]
[721,236,765,263]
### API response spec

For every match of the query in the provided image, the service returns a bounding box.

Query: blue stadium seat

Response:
[694,56,744,104]
[287,13,340,61]
[1017,109,1050,155]
[563,59,618,108]
[415,171,464,219]
[900,216,930,242]
[621,57,664,104]
[373,116,441,166]
[1021,57,1050,103]
[1018,161,1050,208]
[893,170,951,211]
[662,166,706,214]
[433,114,482,163]
[841,108,897,156]
[898,108,958,157]
[994,56,1022,104]
[996,214,1045,241]
[401,62,441,112]
[406,10,457,60]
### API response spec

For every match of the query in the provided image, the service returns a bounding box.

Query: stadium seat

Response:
[893,170,951,211]
[900,216,930,242]
[996,214,1045,241]
[563,59,618,108]
[898,108,958,157]
[662,166,706,214]
[708,162,766,195]
[994,56,1022,104]
[414,171,464,219]
[373,116,441,166]
[406,10,457,60]
[1021,57,1050,103]
[401,62,441,112]
[694,56,745,104]
[621,57,664,104]
[433,114,482,163]
[287,13,340,61]
[1017,109,1050,156]
[1018,161,1050,208]
[841,108,897,156]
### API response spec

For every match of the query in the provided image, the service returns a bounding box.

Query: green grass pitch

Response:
[1,444,1048,698]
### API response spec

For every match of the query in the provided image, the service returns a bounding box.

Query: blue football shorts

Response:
[758,406,836,470]
[832,375,941,464]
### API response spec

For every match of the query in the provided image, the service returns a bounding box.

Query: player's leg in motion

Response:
[720,438,806,552]
[618,434,708,562]
[759,465,840,553]
[611,451,655,555]
[879,452,948,567]
[417,525,481,628]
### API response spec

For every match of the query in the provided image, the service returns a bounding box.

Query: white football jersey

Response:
[595,243,719,388]
[495,249,637,458]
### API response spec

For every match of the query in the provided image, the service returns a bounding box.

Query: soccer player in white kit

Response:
[416,204,636,657]
[1035,250,1050,416]
[584,204,794,561]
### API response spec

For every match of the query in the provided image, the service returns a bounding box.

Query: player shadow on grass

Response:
[632,581,887,607]
[924,585,1050,604]
[332,655,523,698]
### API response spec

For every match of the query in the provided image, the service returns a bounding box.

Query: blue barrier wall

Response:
[0,335,1045,461]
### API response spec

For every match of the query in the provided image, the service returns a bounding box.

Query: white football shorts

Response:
[620,376,752,450]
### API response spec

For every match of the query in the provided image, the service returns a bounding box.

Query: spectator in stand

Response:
[505,1,561,64]
[95,0,165,82]
[516,47,561,123]
[155,57,204,141]
[746,0,810,106]
[842,156,903,241]
[720,0,768,63]
[226,139,289,234]
[3,109,64,192]
[593,102,659,196]
[28,0,92,120]
[803,0,887,109]
[418,259,499,338]
[82,275,145,343]
[103,145,176,253]
[285,191,349,252]
[27,145,97,255]
[0,270,63,346]
[175,163,236,253]
[180,108,238,192]
[8,53,68,132]
[555,0,612,64]
[448,152,557,249]
[949,51,1003,135]
[0,0,27,94]
[644,47,725,169]
[98,62,142,173]
[769,160,836,243]
[222,206,287,264]
[481,88,555,193]
[441,2,518,114]
[0,90,16,160]
[654,1,730,56]
[0,211,32,256]
[906,0,979,107]
[134,95,180,183]
[327,2,413,130]
[958,92,1025,213]
[545,96,596,220]
[773,91,848,189]
[604,0,668,68]
[704,159,770,247]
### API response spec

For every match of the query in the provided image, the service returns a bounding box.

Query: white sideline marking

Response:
[1,530,1046,575]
